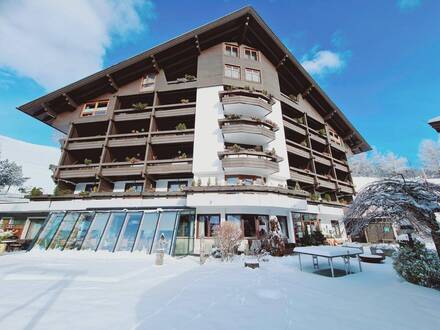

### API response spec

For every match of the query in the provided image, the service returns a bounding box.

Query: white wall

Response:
[266,99,290,187]
[192,86,225,184]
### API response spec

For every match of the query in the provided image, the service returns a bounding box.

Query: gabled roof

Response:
[428,116,440,132]
[17,6,370,153]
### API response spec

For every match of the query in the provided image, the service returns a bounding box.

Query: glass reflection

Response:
[81,213,110,251]
[153,212,177,254]
[64,213,94,250]
[98,212,126,252]
[174,213,195,255]
[49,212,80,249]
[115,212,143,251]
[134,212,159,253]
[35,213,65,250]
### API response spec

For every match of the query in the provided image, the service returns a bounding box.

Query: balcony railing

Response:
[218,150,280,176]
[57,164,99,179]
[219,117,276,145]
[220,90,273,118]
[66,136,105,150]
[154,103,196,118]
[101,162,144,176]
[290,168,315,185]
[107,133,148,147]
[150,129,195,144]
[146,158,193,175]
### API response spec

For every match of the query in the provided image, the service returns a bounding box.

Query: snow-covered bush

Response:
[214,222,242,261]
[264,216,286,256]
[393,241,440,289]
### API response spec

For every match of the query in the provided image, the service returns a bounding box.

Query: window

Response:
[124,182,143,193]
[167,181,188,192]
[84,184,98,193]
[224,64,240,79]
[226,214,262,238]
[197,214,220,238]
[331,220,341,238]
[242,215,256,237]
[115,212,143,251]
[244,48,259,61]
[224,44,239,57]
[245,68,261,83]
[278,216,289,238]
[81,100,109,117]
[25,218,45,240]
[141,73,156,90]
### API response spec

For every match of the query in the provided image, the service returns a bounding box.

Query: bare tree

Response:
[344,178,440,256]
[418,139,440,178]
[214,222,242,261]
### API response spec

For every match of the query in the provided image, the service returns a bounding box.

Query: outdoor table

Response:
[294,246,363,277]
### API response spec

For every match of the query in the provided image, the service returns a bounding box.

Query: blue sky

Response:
[0,0,439,166]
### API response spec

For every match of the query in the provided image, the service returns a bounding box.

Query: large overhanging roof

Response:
[17,6,370,153]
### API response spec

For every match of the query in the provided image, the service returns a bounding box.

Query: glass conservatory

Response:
[33,209,195,255]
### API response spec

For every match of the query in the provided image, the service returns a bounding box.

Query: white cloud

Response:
[0,0,155,91]
[397,0,422,10]
[301,49,347,77]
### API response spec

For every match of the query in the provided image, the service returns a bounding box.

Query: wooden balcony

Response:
[316,178,337,190]
[101,162,144,176]
[113,108,152,122]
[290,168,315,185]
[66,137,105,150]
[219,150,280,176]
[334,161,350,172]
[150,130,194,144]
[107,133,148,147]
[286,142,311,159]
[338,181,355,194]
[154,103,196,118]
[310,131,327,145]
[57,164,99,179]
[331,140,346,153]
[220,91,273,118]
[146,159,193,175]
[219,118,276,145]
[313,154,332,167]
[283,119,306,136]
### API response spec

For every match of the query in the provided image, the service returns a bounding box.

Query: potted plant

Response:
[84,158,92,166]
[30,187,43,197]
[180,98,190,104]
[230,144,242,152]
[184,74,196,81]
[0,230,14,254]
[132,102,148,111]
[175,122,187,130]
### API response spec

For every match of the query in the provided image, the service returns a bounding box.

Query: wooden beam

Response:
[106,74,119,91]
[194,35,201,55]
[239,15,250,44]
[276,54,288,70]
[343,132,355,141]
[302,85,314,98]
[150,55,160,73]
[42,102,57,119]
[63,93,78,110]
[324,110,336,121]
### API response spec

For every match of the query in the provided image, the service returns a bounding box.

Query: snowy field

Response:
[1,251,439,330]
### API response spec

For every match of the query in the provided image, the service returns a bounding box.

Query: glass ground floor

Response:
[33,209,195,256]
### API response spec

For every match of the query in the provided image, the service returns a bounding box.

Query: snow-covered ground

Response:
[0,135,60,194]
[0,252,439,330]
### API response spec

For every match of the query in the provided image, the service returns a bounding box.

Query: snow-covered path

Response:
[0,251,439,330]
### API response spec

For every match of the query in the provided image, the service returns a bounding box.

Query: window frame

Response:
[224,44,239,58]
[140,73,156,90]
[81,99,109,117]
[196,214,220,238]
[224,64,241,80]
[244,68,261,83]
[244,47,259,61]
[124,182,144,193]
[167,180,188,192]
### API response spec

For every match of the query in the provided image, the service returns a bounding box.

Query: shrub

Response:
[214,222,242,261]
[175,123,187,130]
[30,187,43,197]
[132,102,148,111]
[393,240,440,289]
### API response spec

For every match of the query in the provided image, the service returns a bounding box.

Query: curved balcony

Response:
[218,150,281,176]
[220,90,273,118]
[219,117,277,145]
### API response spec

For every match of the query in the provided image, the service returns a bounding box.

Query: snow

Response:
[294,246,362,257]
[1,252,440,330]
[0,135,60,194]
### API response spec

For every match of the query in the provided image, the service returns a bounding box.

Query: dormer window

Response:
[224,44,239,57]
[244,48,259,61]
[140,73,156,91]
[81,100,109,117]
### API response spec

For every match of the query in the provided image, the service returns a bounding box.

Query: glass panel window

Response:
[84,184,98,193]
[98,212,127,252]
[278,216,289,238]
[49,212,80,250]
[35,213,65,250]
[257,216,269,237]
[242,215,256,237]
[81,213,110,251]
[65,213,94,250]
[244,48,259,61]
[197,214,220,237]
[141,73,156,90]
[153,212,178,254]
[125,182,143,193]
[25,219,44,240]
[167,181,188,192]
[134,212,159,252]
[81,100,109,117]
[245,68,261,83]
[174,213,195,255]
[115,212,143,251]
[226,214,241,227]
[331,220,341,237]
[224,44,239,57]
[224,64,240,79]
